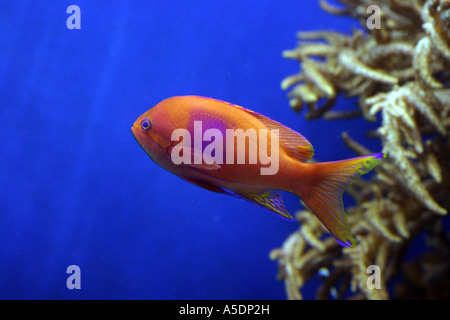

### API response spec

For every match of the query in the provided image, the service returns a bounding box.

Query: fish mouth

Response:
[131,126,139,140]
[131,122,146,137]
[131,125,139,137]
[131,123,172,156]
[131,125,161,153]
[131,126,146,149]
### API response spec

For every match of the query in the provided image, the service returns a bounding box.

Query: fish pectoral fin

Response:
[185,162,222,170]
[168,144,222,170]
[238,190,294,220]
[189,147,222,170]
[191,148,222,170]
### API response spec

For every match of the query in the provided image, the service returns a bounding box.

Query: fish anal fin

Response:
[238,190,294,220]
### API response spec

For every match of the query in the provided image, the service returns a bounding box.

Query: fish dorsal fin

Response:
[248,113,314,162]
[205,97,314,162]
[238,190,294,220]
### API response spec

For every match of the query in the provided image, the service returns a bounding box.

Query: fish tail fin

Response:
[297,153,385,247]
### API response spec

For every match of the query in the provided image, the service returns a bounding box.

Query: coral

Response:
[272,0,450,299]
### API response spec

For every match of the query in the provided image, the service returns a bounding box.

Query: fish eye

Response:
[141,118,151,131]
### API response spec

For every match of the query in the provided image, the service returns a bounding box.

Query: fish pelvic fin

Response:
[298,153,385,247]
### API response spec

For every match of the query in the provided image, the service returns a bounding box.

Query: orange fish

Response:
[131,96,384,247]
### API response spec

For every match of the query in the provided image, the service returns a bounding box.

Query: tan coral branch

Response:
[275,0,450,300]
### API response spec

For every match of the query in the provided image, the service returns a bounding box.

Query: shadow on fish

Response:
[131,96,384,247]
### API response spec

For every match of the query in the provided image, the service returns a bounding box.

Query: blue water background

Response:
[0,1,381,299]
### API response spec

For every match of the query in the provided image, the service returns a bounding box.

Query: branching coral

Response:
[272,0,450,299]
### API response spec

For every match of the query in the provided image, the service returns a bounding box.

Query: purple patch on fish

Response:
[187,110,229,157]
